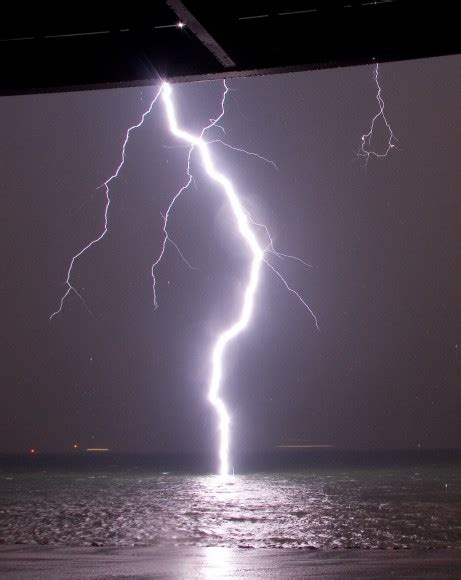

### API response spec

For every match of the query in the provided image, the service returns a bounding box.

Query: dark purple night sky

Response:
[0,55,460,454]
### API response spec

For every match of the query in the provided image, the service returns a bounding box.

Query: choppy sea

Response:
[0,451,459,549]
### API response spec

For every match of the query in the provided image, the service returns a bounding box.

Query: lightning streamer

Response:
[51,80,318,476]
[49,88,164,320]
[359,63,397,162]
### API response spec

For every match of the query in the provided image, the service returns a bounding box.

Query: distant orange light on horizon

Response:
[86,448,110,452]
[276,444,334,449]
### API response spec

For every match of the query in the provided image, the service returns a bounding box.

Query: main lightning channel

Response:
[160,82,318,476]
[161,82,264,476]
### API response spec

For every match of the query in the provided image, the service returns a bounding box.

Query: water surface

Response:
[0,453,459,549]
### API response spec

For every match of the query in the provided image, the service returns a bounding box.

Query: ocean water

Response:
[0,452,459,549]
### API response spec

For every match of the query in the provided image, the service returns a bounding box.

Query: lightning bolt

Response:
[49,86,164,320]
[358,63,397,162]
[51,79,318,476]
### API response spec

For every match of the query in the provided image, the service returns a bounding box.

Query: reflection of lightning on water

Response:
[359,63,397,163]
[51,80,318,476]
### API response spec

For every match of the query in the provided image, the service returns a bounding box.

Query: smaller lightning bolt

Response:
[50,86,164,320]
[358,63,397,163]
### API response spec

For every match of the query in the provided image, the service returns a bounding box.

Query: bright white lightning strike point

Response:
[51,79,318,477]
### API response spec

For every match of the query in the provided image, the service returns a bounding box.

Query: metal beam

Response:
[0,1,459,95]
[166,0,236,68]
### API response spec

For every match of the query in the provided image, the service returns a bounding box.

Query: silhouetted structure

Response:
[1,1,459,94]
